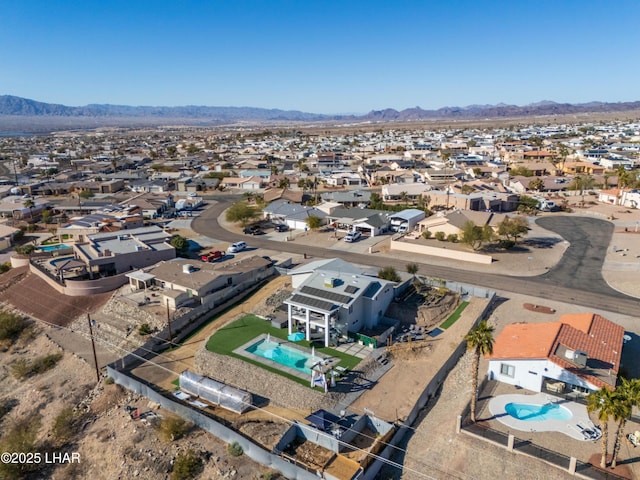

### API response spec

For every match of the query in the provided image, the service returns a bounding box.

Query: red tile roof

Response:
[489,313,625,390]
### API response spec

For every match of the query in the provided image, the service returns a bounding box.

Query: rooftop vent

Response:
[182,264,195,274]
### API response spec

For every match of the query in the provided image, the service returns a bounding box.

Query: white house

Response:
[487,313,624,395]
[284,259,397,347]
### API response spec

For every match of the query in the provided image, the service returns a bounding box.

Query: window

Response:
[500,363,515,378]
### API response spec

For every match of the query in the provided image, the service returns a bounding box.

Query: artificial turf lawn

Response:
[205,314,361,387]
[440,301,469,329]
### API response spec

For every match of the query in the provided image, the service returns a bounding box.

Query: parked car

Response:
[274,224,289,232]
[344,231,362,242]
[201,250,224,262]
[227,241,247,254]
[251,229,265,235]
[243,225,262,234]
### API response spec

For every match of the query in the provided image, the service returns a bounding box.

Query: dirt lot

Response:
[0,327,279,480]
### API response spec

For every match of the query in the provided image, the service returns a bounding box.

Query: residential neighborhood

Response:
[0,119,639,480]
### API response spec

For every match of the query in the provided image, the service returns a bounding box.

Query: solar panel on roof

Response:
[288,294,336,312]
[300,285,351,304]
[344,285,359,294]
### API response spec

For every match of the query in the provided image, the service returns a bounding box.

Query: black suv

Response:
[274,224,289,232]
[243,225,261,234]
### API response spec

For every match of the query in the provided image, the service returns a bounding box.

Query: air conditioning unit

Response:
[324,277,337,288]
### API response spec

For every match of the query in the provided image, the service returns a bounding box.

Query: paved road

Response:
[191,198,640,317]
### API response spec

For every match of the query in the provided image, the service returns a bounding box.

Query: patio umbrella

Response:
[288,332,305,342]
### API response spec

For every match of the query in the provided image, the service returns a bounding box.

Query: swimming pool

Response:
[505,402,573,421]
[37,244,72,252]
[245,338,318,375]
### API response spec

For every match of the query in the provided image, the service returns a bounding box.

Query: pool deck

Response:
[234,334,339,381]
[488,393,596,441]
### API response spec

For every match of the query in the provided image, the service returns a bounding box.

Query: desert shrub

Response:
[157,415,190,442]
[138,323,152,336]
[446,233,458,243]
[422,230,432,239]
[0,262,10,273]
[32,352,63,374]
[10,358,31,379]
[52,406,80,444]
[377,266,401,282]
[227,441,244,457]
[171,449,203,480]
[0,312,27,342]
[10,352,63,379]
[434,231,446,241]
[104,376,114,385]
[498,239,516,249]
[0,415,41,478]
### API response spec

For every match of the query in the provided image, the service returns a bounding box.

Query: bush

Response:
[0,262,10,273]
[0,415,41,478]
[377,266,401,282]
[52,407,80,444]
[10,359,31,379]
[227,441,244,457]
[498,239,516,249]
[0,312,26,342]
[32,352,63,374]
[171,449,203,480]
[104,377,114,385]
[15,244,35,255]
[446,233,458,243]
[13,230,24,242]
[422,230,432,239]
[434,231,446,241]
[11,352,63,379]
[157,415,190,442]
[138,323,152,336]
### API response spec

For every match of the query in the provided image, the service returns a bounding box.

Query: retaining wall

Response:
[390,238,493,264]
[106,366,319,480]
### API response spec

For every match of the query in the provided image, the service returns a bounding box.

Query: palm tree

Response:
[23,198,35,220]
[465,320,495,422]
[557,143,570,171]
[587,387,616,468]
[611,378,640,467]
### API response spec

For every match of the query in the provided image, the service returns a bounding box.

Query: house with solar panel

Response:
[283,259,398,347]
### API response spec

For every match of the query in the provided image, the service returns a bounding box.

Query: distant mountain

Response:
[2,95,640,131]
[360,100,640,121]
[0,95,332,122]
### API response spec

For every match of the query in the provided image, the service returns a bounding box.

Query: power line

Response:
[7,280,477,478]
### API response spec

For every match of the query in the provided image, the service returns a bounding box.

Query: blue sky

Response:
[2,1,639,114]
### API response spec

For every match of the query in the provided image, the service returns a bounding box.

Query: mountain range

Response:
[2,95,640,131]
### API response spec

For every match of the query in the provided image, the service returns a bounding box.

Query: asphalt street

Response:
[191,197,640,317]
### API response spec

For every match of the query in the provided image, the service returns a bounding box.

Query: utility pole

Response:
[87,313,100,383]
[166,299,173,344]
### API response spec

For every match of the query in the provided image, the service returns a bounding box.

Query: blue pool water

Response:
[246,339,316,375]
[505,402,572,421]
[38,244,72,252]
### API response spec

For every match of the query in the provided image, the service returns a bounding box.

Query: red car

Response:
[201,250,224,262]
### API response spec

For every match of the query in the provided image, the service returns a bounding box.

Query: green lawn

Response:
[206,314,361,388]
[440,301,469,330]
